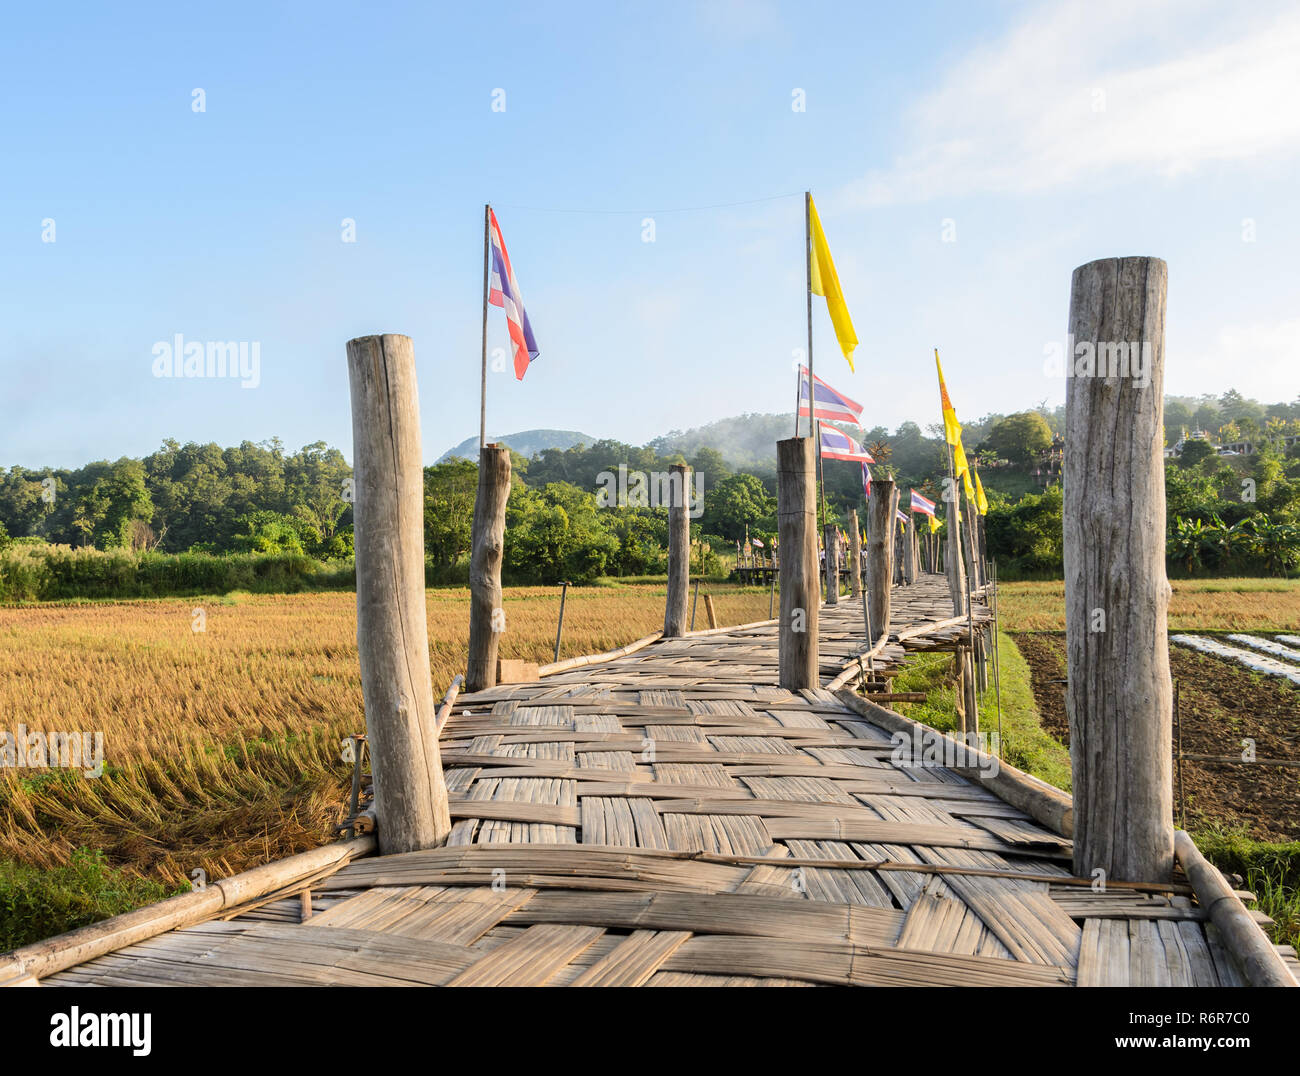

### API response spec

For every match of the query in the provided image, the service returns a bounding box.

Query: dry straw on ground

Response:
[0,584,772,885]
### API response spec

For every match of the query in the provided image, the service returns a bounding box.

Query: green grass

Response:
[1193,825,1300,957]
[0,848,187,952]
[887,629,1073,792]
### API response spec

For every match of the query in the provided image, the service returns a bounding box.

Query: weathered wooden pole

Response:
[467,442,512,691]
[663,463,690,637]
[944,470,968,616]
[866,479,897,645]
[1065,256,1173,883]
[962,489,981,593]
[777,437,818,690]
[848,509,863,598]
[962,646,978,733]
[346,334,451,852]
[823,523,840,605]
[903,514,917,584]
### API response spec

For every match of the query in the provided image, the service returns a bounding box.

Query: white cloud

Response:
[1169,317,1300,402]
[847,0,1300,205]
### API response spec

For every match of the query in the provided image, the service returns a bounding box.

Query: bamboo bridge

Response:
[4,575,1295,987]
[7,259,1300,990]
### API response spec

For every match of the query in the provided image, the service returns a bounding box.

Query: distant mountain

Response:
[649,412,862,475]
[436,428,598,463]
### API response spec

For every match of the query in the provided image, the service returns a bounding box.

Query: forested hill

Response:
[437,428,595,463]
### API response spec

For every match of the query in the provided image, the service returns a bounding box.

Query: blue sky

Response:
[3,0,1298,467]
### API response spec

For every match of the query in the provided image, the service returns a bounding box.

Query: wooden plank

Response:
[445,923,604,986]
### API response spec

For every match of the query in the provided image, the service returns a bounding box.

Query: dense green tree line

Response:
[0,439,354,558]
[3,385,1297,594]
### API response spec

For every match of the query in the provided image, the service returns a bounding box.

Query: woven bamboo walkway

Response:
[36,574,1280,987]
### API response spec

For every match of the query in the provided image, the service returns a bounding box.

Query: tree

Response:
[233,510,307,555]
[1177,438,1216,469]
[1218,389,1265,426]
[985,412,1053,466]
[504,482,619,583]
[698,473,774,542]
[423,459,478,570]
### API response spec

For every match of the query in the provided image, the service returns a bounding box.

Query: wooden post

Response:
[346,334,450,852]
[823,523,839,605]
[703,592,718,630]
[944,465,968,617]
[962,490,982,593]
[903,515,917,584]
[953,650,967,735]
[777,437,818,690]
[848,509,862,598]
[1065,255,1173,883]
[466,443,512,692]
[963,645,979,734]
[663,463,690,637]
[553,581,569,663]
[866,479,897,646]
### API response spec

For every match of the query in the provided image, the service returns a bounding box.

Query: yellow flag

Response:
[974,468,989,515]
[934,349,962,446]
[809,196,858,370]
[952,437,976,500]
[929,514,941,534]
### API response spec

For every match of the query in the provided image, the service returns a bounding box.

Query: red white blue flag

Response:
[798,365,863,425]
[910,490,937,516]
[819,424,875,464]
[488,208,540,380]
[861,463,871,499]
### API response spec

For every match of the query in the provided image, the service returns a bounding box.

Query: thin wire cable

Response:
[490,191,803,216]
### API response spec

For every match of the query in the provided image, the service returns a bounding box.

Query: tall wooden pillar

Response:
[347,334,451,852]
[848,508,863,598]
[467,443,512,692]
[1065,256,1173,882]
[663,463,690,637]
[903,515,917,584]
[778,438,818,690]
[944,480,968,617]
[823,524,840,605]
[866,479,897,646]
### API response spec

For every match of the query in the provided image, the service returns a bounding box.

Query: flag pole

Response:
[479,203,490,453]
[805,191,828,535]
[794,365,802,439]
[804,192,813,447]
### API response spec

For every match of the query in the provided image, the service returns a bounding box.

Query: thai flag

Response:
[819,424,875,463]
[752,537,764,548]
[861,463,871,499]
[910,490,937,517]
[799,366,863,424]
[487,208,539,380]
[896,509,909,525]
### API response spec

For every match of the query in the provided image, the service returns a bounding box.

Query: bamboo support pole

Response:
[663,463,690,637]
[865,479,897,646]
[1065,256,1173,883]
[777,436,818,690]
[467,443,512,693]
[848,508,862,598]
[347,334,450,852]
